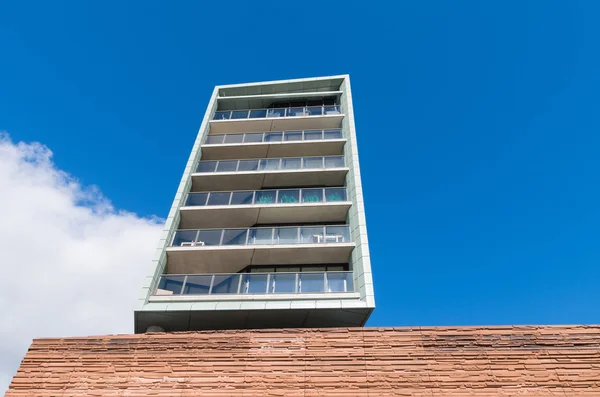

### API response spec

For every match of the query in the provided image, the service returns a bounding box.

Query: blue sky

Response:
[1,1,599,326]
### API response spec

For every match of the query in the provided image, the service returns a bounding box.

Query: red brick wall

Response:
[7,326,600,396]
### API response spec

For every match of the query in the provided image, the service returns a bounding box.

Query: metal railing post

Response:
[194,230,200,245]
[208,275,215,294]
[324,273,328,293]
[219,229,225,246]
[271,228,275,245]
[245,228,250,245]
[236,274,243,294]
[181,275,188,295]
[266,274,271,293]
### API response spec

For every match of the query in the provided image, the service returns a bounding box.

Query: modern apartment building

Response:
[134,75,374,332]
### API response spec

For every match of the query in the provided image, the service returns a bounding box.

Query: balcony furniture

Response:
[267,110,284,118]
[291,109,308,117]
[155,289,174,296]
[325,109,341,115]
[312,234,344,243]
[180,241,205,247]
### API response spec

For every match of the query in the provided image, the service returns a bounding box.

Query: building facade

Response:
[135,75,374,332]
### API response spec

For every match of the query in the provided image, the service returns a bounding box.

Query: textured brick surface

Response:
[7,326,600,396]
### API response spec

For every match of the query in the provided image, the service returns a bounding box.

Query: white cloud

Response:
[0,133,163,393]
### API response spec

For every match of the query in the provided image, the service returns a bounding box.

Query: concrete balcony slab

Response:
[165,243,355,274]
[191,168,349,191]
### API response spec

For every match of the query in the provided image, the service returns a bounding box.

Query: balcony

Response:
[209,106,343,133]
[166,225,354,274]
[191,156,348,191]
[201,129,345,160]
[152,271,355,300]
[180,187,350,228]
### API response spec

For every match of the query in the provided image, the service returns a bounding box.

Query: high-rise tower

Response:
[135,75,374,332]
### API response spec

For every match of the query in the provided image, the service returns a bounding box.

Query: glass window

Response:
[249,228,273,245]
[300,226,325,244]
[196,229,223,246]
[272,273,297,293]
[255,190,276,205]
[157,276,185,295]
[275,227,298,245]
[196,161,217,173]
[185,193,208,206]
[211,274,241,294]
[223,134,244,144]
[183,275,212,295]
[302,189,323,203]
[286,107,307,117]
[216,160,237,172]
[324,129,343,140]
[172,230,198,246]
[230,191,254,205]
[303,157,324,169]
[213,111,231,120]
[259,159,280,170]
[243,133,263,143]
[264,132,283,142]
[231,110,249,119]
[283,131,302,141]
[327,273,353,293]
[222,229,248,245]
[304,130,323,141]
[325,188,347,202]
[243,274,269,294]
[281,157,301,170]
[325,226,350,243]
[299,273,325,293]
[324,156,344,168]
[207,192,231,206]
[324,105,341,115]
[237,159,259,171]
[306,106,323,116]
[249,109,267,118]
[205,135,225,144]
[278,189,299,204]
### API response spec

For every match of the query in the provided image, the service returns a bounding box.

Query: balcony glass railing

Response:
[185,187,348,207]
[213,105,342,121]
[155,271,354,296]
[196,156,345,173]
[171,225,351,247]
[204,129,344,145]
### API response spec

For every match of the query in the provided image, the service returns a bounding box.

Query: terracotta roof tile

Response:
[6,325,600,396]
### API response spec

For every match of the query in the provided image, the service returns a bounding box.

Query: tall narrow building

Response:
[135,75,374,332]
